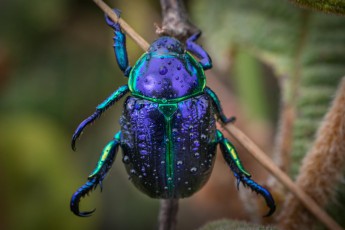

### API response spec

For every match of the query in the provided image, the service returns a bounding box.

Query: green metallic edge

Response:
[128,51,206,104]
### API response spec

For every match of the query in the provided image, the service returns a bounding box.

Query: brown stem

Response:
[157,0,199,40]
[158,199,179,230]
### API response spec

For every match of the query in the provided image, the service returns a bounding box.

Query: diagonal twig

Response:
[92,1,343,230]
[93,0,149,50]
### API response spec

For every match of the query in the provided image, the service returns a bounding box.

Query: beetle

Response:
[70,9,276,217]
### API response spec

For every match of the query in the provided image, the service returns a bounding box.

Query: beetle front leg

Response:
[70,132,121,217]
[217,130,276,217]
[186,32,212,70]
[205,87,236,124]
[105,9,131,77]
[71,85,129,151]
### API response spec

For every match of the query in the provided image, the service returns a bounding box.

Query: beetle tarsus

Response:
[70,177,99,217]
[71,135,120,217]
[71,86,129,151]
[71,111,101,151]
[186,32,212,70]
[235,173,276,217]
[105,8,121,29]
[222,115,236,124]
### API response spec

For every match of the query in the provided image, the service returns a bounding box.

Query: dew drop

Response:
[140,150,148,155]
[190,167,198,173]
[177,160,183,166]
[159,66,168,75]
[122,155,130,164]
[194,152,200,158]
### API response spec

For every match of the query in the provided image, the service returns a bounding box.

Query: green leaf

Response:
[288,0,345,15]
[192,0,345,226]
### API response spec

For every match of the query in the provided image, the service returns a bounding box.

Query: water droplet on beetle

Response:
[194,152,200,158]
[122,155,130,164]
[177,160,183,166]
[190,167,198,173]
[140,150,148,155]
[159,66,168,75]
[177,64,182,70]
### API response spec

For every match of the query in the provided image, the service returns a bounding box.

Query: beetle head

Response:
[148,36,184,55]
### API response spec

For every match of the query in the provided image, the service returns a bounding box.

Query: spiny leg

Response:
[105,9,131,77]
[217,130,276,216]
[70,132,121,217]
[186,32,212,70]
[205,86,236,124]
[71,85,129,151]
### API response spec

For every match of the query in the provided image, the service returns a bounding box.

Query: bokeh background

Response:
[1,0,344,229]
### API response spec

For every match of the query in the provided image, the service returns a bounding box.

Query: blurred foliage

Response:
[192,0,345,227]
[233,49,270,121]
[0,0,161,229]
[0,113,96,230]
[288,0,345,14]
[199,219,278,230]
[192,0,345,178]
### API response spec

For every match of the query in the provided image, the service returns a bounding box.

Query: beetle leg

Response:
[70,132,121,217]
[105,8,132,77]
[186,32,212,70]
[217,130,276,216]
[205,87,236,124]
[71,85,129,151]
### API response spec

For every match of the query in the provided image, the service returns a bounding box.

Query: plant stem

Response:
[158,0,199,40]
[158,199,179,230]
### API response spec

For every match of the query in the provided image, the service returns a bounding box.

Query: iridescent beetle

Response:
[70,10,276,217]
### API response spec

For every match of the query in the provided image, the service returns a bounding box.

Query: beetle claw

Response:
[71,111,101,151]
[105,8,121,30]
[70,177,100,217]
[235,173,276,217]
[223,116,236,124]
